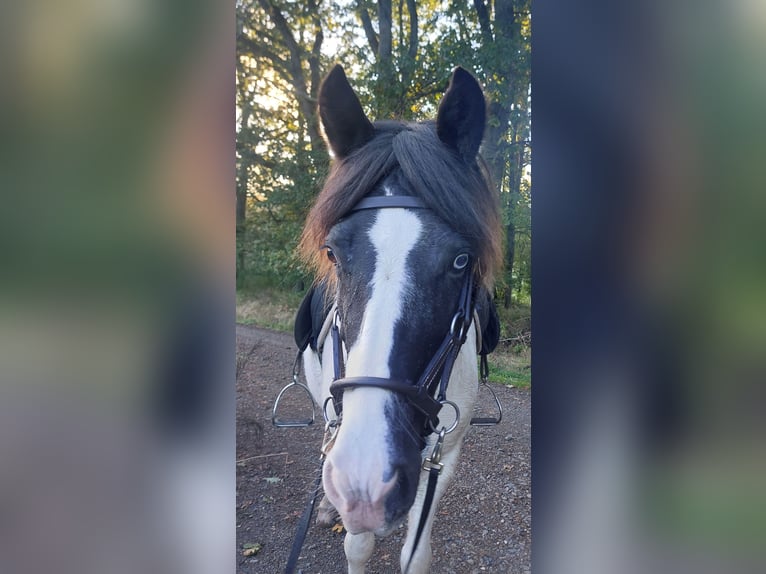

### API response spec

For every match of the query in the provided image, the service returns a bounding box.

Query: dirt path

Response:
[236,324,531,574]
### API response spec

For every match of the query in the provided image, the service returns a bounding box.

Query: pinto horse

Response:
[293,65,502,574]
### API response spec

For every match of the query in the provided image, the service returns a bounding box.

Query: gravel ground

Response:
[236,324,531,574]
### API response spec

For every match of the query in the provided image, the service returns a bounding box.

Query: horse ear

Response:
[318,65,375,158]
[436,67,486,161]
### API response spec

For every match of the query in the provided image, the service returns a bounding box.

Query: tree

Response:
[352,1,532,305]
[235,0,531,305]
[354,0,419,117]
[471,0,531,306]
[236,0,331,287]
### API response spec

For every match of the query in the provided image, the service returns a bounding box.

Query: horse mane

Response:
[299,120,503,288]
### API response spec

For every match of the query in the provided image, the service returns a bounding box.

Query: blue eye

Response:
[453,253,469,270]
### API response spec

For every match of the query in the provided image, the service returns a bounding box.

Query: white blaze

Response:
[325,209,422,501]
[346,209,422,377]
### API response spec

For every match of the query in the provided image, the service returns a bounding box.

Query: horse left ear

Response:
[436,67,486,161]
[318,65,375,158]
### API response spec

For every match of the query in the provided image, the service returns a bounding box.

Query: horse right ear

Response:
[436,67,486,162]
[318,65,375,158]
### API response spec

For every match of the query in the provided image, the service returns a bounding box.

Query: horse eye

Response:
[325,248,337,264]
[453,253,470,270]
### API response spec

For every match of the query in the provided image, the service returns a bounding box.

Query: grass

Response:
[486,347,531,389]
[237,288,530,389]
[491,301,531,388]
[236,289,304,332]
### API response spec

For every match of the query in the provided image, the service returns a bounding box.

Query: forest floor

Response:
[236,324,531,574]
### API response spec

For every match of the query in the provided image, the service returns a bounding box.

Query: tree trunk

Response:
[377,0,395,116]
[406,0,417,62]
[236,173,247,275]
[357,2,380,55]
[474,0,521,307]
[378,0,393,63]
[236,56,251,277]
[504,220,516,308]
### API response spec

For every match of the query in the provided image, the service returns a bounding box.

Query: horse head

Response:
[299,65,501,551]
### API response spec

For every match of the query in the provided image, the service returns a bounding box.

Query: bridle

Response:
[305,194,478,440]
[325,239,476,440]
[326,195,479,572]
[281,194,483,574]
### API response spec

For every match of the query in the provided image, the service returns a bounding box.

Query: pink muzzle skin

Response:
[322,456,399,534]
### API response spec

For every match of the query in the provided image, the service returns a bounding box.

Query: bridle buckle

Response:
[427,399,460,435]
[422,428,446,473]
[449,311,469,342]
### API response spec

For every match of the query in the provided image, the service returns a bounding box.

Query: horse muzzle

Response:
[321,456,397,533]
[322,440,422,535]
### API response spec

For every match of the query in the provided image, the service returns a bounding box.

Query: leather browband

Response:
[350,196,428,211]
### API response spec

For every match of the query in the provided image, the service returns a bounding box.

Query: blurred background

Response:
[0,0,764,572]
[533,1,766,572]
[0,0,233,573]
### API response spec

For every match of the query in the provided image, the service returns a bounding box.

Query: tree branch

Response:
[256,0,323,151]
[256,0,301,61]
[410,81,448,100]
[472,0,494,45]
[248,152,277,170]
[406,0,418,61]
[237,36,292,84]
[378,0,392,62]
[356,1,379,55]
[307,0,323,99]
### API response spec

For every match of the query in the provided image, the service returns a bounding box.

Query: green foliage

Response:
[236,0,531,305]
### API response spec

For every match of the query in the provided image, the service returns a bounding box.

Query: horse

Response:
[292,64,502,574]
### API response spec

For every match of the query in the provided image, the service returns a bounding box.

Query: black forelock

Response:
[302,119,501,287]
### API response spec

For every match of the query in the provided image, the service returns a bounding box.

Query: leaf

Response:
[264,476,282,484]
[242,542,262,557]
[331,523,345,534]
